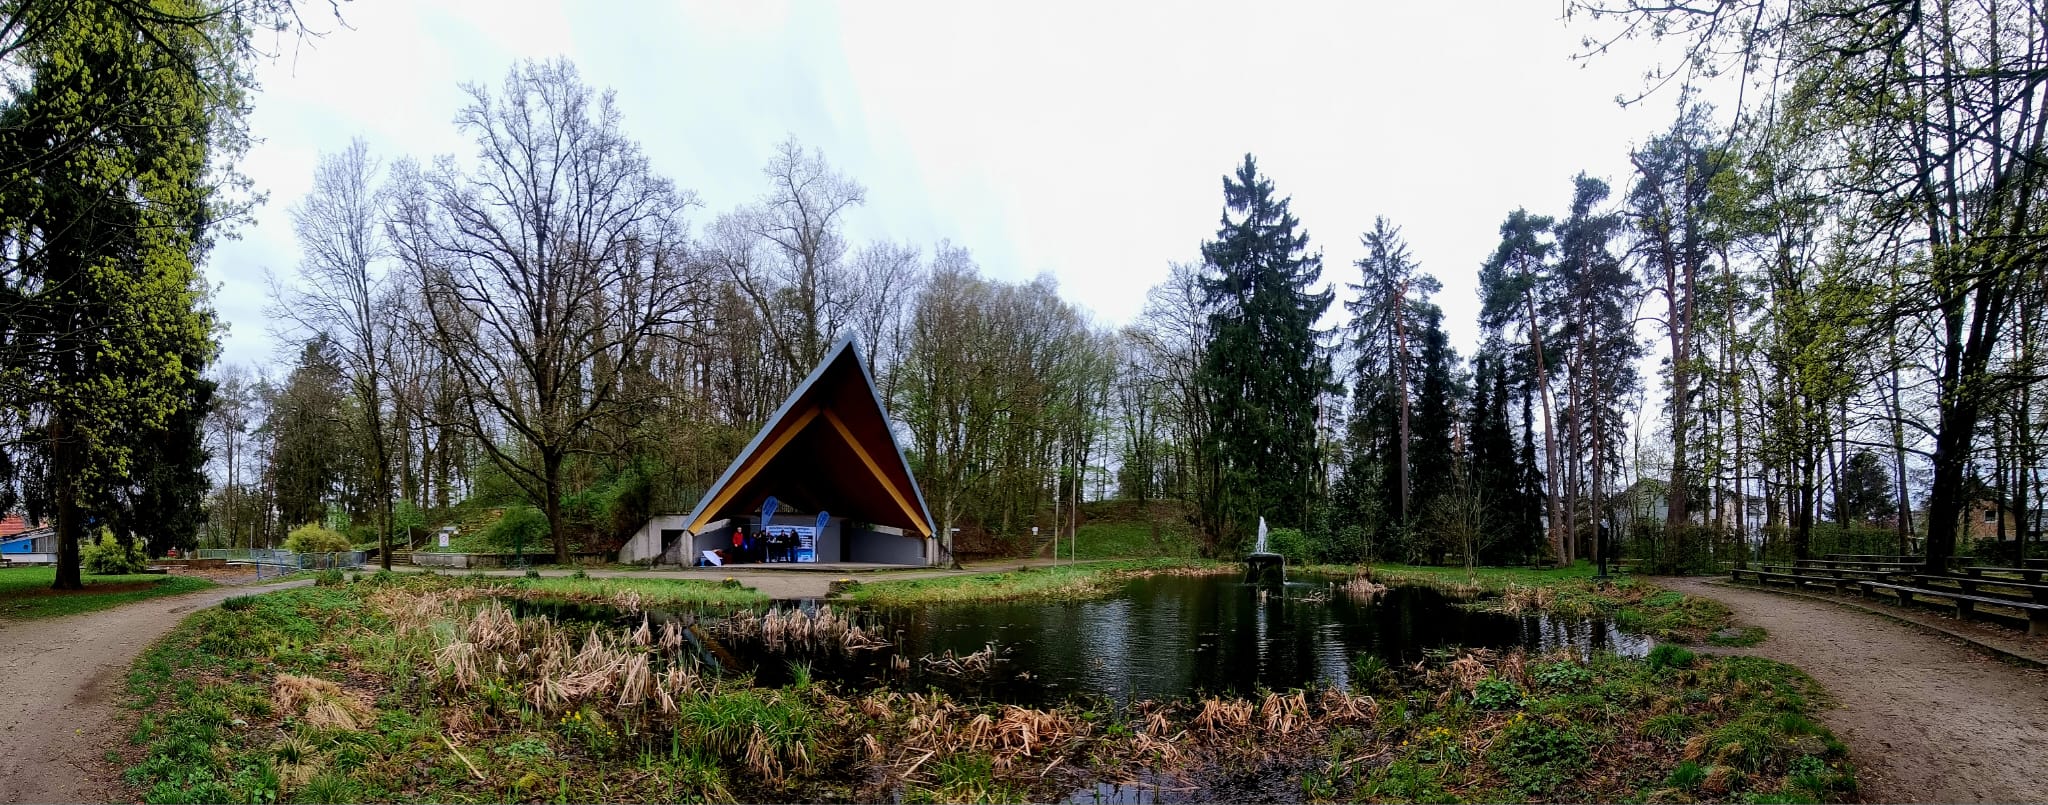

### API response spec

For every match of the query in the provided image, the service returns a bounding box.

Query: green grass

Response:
[1066,519,1201,560]
[1289,561,1742,643]
[1353,560,1626,591]
[0,566,214,620]
[516,575,770,607]
[848,558,1224,606]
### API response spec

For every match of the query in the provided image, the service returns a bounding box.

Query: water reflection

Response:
[516,574,1650,707]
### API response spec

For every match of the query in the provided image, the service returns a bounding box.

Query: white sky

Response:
[210,0,1693,373]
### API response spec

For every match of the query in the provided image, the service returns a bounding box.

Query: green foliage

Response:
[1490,717,1591,795]
[1646,644,1698,672]
[314,569,346,587]
[485,505,551,552]
[1472,676,1524,710]
[82,530,151,575]
[1262,527,1319,563]
[1532,660,1595,691]
[283,523,351,555]
[1666,760,1708,790]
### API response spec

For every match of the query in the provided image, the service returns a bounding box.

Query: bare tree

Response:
[271,138,398,567]
[387,59,702,563]
[724,137,866,380]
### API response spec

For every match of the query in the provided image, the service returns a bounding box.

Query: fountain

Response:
[1244,517,1285,586]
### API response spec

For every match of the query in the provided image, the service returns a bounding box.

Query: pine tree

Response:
[1195,155,1334,553]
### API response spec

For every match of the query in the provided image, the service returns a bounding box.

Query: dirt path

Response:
[1661,577,2048,803]
[0,579,310,804]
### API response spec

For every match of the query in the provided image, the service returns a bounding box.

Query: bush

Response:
[82,530,150,575]
[314,569,346,587]
[1262,527,1321,564]
[283,523,351,555]
[485,505,551,552]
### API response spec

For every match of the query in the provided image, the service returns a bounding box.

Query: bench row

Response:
[1732,568,2048,636]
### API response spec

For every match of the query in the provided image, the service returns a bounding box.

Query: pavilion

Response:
[617,334,938,566]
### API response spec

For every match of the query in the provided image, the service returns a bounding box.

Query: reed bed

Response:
[709,604,889,652]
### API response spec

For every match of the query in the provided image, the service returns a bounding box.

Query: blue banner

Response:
[814,511,829,533]
[760,496,779,530]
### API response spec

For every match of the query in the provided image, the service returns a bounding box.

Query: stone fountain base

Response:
[1244,552,1285,586]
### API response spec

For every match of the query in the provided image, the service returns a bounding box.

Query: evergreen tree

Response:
[266,338,348,529]
[1195,155,1333,553]
[1410,305,1458,563]
[0,0,237,588]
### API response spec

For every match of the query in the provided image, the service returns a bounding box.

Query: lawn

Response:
[1064,519,1202,560]
[514,574,770,607]
[847,558,1227,606]
[0,565,214,620]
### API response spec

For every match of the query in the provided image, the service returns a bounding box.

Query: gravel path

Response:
[0,579,310,804]
[1661,577,2048,803]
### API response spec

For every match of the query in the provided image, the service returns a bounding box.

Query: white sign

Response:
[438,531,450,548]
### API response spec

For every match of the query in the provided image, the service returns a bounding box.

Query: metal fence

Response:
[196,548,368,571]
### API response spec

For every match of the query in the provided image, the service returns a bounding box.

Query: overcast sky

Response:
[210,0,1693,374]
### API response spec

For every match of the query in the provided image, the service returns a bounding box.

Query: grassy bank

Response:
[123,574,1854,803]
[0,566,213,620]
[515,574,770,608]
[845,558,1225,606]
[1289,562,1754,645]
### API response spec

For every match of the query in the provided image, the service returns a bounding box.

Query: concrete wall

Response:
[619,514,691,564]
[847,527,928,565]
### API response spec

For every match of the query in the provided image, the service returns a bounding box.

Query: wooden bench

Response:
[1825,554,1924,564]
[1733,568,1858,592]
[1908,574,2048,604]
[1769,565,1902,583]
[1856,580,2048,636]
[1960,566,2048,584]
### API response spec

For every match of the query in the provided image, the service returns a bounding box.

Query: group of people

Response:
[702,526,808,565]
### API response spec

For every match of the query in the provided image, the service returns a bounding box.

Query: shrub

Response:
[1263,527,1321,563]
[82,530,150,575]
[1491,717,1590,795]
[484,505,550,552]
[221,596,256,612]
[283,523,351,555]
[314,569,346,587]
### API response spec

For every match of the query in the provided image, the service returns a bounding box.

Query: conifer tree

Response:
[1195,155,1333,552]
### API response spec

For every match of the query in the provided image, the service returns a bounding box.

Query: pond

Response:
[515,573,1649,707]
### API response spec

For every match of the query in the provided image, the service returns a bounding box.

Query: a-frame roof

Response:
[681,333,936,537]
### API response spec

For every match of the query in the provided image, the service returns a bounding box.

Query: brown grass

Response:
[271,674,374,731]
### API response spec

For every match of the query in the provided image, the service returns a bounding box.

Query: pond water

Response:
[516,573,1648,707]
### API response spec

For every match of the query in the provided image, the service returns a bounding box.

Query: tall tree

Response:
[1630,105,1724,535]
[275,139,398,567]
[0,0,250,588]
[1480,209,1568,565]
[389,59,702,563]
[1195,155,1333,553]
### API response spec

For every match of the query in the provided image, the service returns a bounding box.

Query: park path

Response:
[0,579,311,804]
[1661,577,2048,803]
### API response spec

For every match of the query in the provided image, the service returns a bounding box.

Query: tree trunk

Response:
[51,417,83,591]
[1524,289,1568,567]
[545,451,569,565]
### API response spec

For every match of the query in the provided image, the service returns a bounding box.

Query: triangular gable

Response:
[681,333,936,537]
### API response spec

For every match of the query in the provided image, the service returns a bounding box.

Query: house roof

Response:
[0,514,30,538]
[680,333,935,538]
